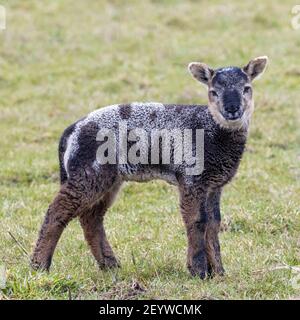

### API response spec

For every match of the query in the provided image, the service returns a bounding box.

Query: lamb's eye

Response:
[243,86,251,95]
[210,90,218,97]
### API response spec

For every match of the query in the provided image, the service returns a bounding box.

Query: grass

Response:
[0,0,299,300]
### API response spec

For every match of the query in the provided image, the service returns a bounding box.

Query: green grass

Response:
[0,0,300,300]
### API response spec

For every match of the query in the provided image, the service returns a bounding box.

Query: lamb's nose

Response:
[230,105,239,112]
[225,104,239,114]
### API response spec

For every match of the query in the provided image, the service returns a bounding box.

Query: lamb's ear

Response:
[188,62,214,85]
[243,56,268,81]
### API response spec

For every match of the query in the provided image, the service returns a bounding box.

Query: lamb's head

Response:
[188,56,268,130]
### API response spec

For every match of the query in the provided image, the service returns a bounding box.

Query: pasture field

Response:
[0,0,299,299]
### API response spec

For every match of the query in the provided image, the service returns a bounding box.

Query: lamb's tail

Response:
[58,131,69,185]
[58,121,79,185]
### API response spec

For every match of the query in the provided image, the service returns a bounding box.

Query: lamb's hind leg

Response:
[31,182,85,271]
[205,189,225,277]
[79,183,121,269]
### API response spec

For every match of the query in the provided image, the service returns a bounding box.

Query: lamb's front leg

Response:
[205,189,225,277]
[179,186,209,279]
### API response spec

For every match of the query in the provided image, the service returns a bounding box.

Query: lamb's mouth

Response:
[221,109,244,121]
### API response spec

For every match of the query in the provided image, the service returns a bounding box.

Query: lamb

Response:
[31,56,268,279]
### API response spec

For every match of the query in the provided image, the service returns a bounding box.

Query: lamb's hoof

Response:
[99,256,120,269]
[207,264,225,278]
[188,264,208,280]
[30,255,51,272]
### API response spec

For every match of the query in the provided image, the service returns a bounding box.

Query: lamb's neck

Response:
[214,124,248,152]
